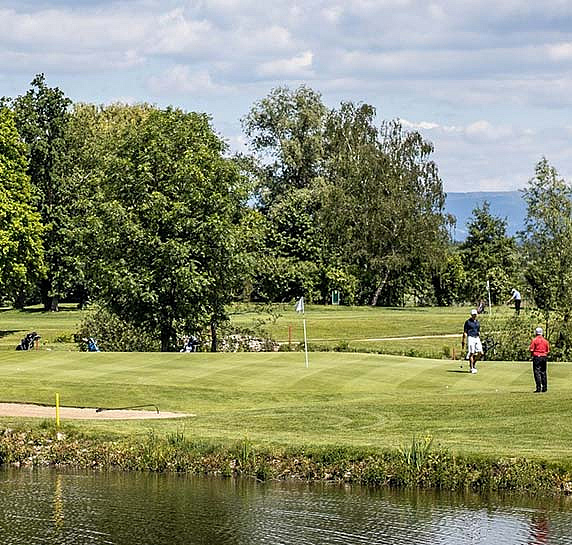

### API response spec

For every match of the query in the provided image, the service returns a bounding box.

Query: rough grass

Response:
[0,350,571,463]
[0,305,82,351]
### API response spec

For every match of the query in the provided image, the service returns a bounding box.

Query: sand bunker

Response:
[0,403,191,420]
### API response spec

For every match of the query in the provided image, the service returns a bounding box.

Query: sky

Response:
[1,0,571,192]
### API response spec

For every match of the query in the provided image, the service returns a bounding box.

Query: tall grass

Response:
[1,428,570,494]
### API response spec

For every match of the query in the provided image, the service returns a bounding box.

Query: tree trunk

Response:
[40,279,60,311]
[160,332,170,352]
[210,320,218,352]
[160,322,173,352]
[371,286,382,307]
[370,270,390,306]
[13,291,26,309]
[40,279,51,311]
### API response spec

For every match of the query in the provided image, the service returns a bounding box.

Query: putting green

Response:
[0,351,571,462]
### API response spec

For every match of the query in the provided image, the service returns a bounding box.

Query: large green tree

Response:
[432,249,467,306]
[521,158,572,311]
[74,103,247,351]
[321,105,449,305]
[243,89,450,306]
[242,85,326,207]
[459,201,518,305]
[0,108,45,301]
[6,74,74,310]
[242,86,329,302]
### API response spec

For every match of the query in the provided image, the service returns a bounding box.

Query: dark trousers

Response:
[515,299,521,314]
[532,356,548,391]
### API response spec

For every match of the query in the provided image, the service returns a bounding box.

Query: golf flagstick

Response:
[295,297,309,368]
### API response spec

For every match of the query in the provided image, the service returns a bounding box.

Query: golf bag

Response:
[16,332,41,351]
[82,337,100,352]
[180,335,199,353]
[481,337,498,361]
[87,337,100,352]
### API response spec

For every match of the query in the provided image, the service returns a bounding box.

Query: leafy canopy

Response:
[0,108,45,299]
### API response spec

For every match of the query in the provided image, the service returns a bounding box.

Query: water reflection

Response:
[0,468,571,545]
[528,512,549,545]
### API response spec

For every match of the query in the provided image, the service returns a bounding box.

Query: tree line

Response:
[1,75,571,352]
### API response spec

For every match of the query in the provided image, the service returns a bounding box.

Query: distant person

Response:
[180,335,199,353]
[506,288,522,314]
[476,299,486,314]
[462,309,483,374]
[529,327,550,393]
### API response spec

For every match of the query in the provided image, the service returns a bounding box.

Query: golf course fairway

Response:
[0,350,571,462]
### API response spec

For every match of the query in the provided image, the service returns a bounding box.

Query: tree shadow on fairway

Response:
[386,307,427,312]
[20,307,78,313]
[0,330,19,339]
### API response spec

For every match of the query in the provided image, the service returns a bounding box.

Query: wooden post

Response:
[288,324,292,349]
[55,393,60,428]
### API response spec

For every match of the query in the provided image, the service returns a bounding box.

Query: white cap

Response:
[535,327,543,335]
[471,309,478,315]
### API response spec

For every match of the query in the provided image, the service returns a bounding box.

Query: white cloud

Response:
[465,120,514,141]
[322,5,344,23]
[0,8,148,49]
[0,48,145,72]
[147,64,230,95]
[257,51,314,79]
[548,42,572,60]
[149,9,213,55]
[396,117,555,190]
[401,119,444,131]
[107,95,140,105]
[473,176,518,192]
[401,118,517,141]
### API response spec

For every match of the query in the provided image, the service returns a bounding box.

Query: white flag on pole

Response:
[294,296,309,368]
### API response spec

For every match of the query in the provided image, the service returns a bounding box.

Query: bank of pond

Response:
[0,428,571,496]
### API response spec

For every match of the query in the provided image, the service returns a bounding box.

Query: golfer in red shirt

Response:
[529,327,550,393]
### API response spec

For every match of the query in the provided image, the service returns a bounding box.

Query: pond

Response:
[0,468,571,544]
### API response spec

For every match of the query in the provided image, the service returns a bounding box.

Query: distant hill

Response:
[444,191,526,241]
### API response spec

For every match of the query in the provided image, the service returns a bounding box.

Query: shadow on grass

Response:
[20,308,77,314]
[447,369,471,373]
[0,305,79,314]
[7,305,79,314]
[386,307,428,312]
[0,330,19,339]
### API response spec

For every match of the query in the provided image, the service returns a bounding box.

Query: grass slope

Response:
[0,350,570,462]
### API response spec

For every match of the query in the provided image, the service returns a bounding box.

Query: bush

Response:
[480,312,539,361]
[77,302,159,352]
[481,309,572,362]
